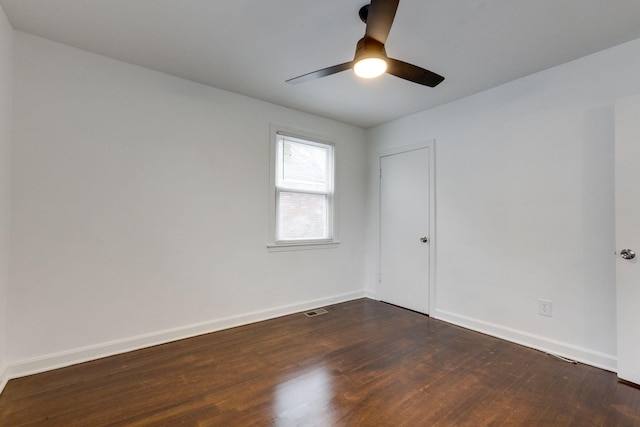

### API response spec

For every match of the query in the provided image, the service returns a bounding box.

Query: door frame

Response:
[378,139,436,314]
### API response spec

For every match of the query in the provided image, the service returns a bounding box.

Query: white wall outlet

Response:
[538,299,552,317]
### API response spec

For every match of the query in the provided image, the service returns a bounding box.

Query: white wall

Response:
[366,37,640,370]
[8,33,367,371]
[0,4,13,390]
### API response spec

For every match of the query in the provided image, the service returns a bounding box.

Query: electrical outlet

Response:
[538,299,552,317]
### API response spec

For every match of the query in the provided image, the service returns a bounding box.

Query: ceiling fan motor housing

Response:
[354,37,388,62]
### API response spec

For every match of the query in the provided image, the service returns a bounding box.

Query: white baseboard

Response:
[2,290,366,386]
[2,294,616,397]
[432,308,617,372]
[0,363,7,395]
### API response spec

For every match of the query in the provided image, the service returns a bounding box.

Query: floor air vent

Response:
[304,308,328,318]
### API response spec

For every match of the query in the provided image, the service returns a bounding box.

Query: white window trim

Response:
[268,124,340,251]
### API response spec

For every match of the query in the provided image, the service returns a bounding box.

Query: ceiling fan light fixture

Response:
[354,57,387,78]
[353,37,388,79]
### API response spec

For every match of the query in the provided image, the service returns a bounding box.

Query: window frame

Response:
[268,124,339,251]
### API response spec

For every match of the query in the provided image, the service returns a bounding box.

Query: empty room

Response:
[1,0,640,425]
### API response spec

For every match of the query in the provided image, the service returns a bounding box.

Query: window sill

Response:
[267,241,340,252]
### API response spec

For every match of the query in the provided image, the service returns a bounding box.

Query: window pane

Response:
[280,139,328,192]
[277,192,328,240]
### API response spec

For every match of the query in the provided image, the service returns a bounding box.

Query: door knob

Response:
[420,236,429,243]
[620,249,636,260]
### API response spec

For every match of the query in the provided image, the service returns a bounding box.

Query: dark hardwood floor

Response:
[1,298,639,426]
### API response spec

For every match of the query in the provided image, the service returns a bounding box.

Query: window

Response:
[269,127,338,250]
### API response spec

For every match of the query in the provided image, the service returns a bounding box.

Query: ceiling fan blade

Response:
[286,61,354,84]
[365,0,400,45]
[387,58,445,87]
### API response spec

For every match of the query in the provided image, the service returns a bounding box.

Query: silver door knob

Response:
[420,236,429,243]
[620,249,636,260]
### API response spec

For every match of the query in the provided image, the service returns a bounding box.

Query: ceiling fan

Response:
[286,0,444,87]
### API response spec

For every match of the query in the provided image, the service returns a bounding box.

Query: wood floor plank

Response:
[1,299,639,426]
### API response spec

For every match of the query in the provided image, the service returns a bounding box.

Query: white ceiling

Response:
[3,0,640,128]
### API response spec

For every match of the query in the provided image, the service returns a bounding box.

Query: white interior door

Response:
[615,94,640,386]
[380,146,431,314]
